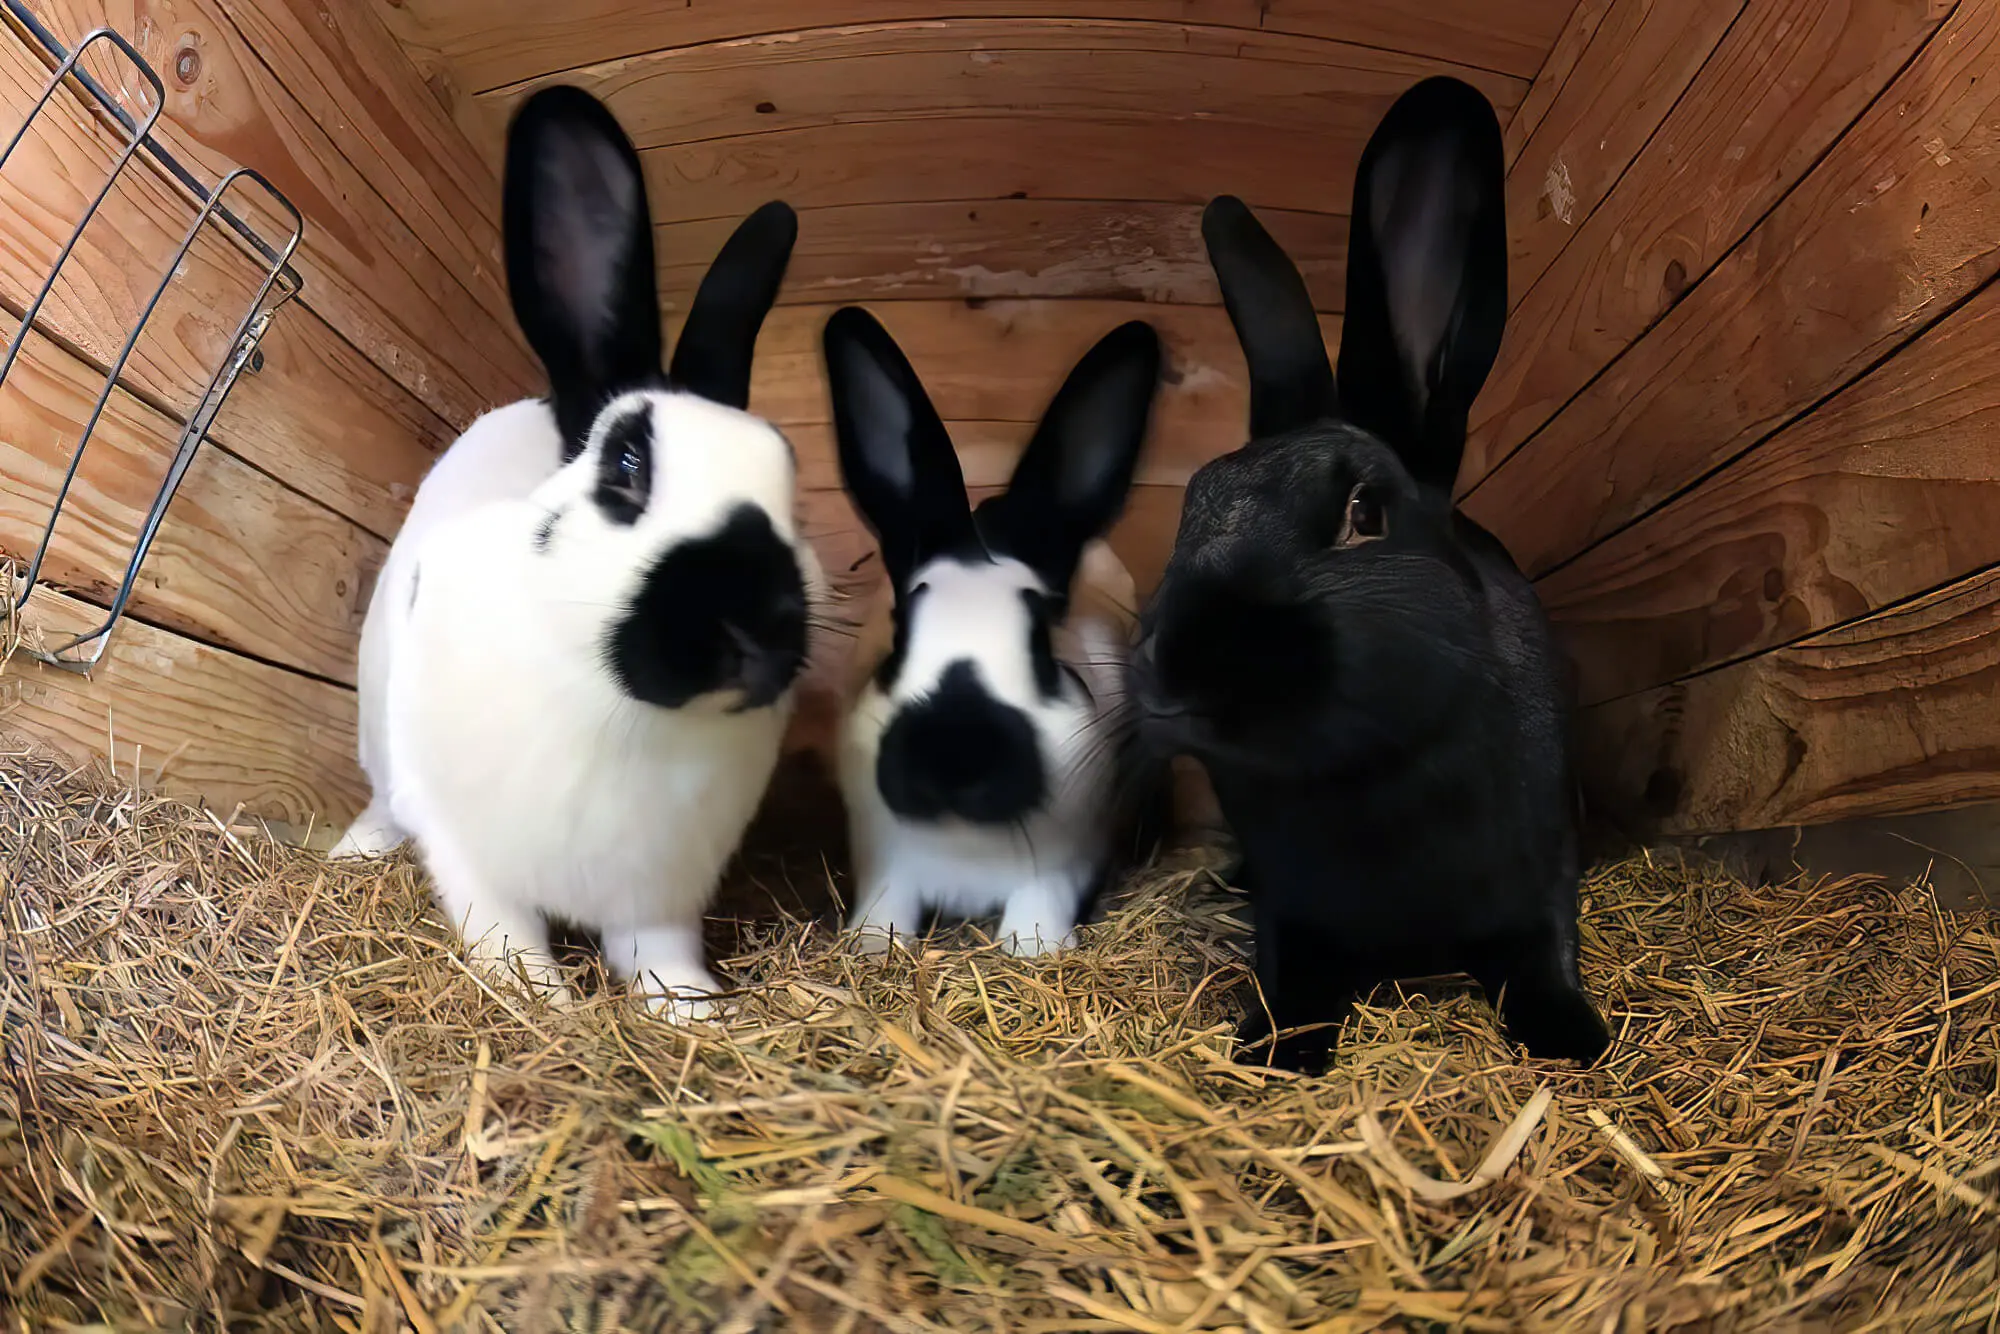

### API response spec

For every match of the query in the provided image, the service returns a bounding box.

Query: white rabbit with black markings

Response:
[344,86,819,1017]
[823,307,1162,955]
[331,87,801,864]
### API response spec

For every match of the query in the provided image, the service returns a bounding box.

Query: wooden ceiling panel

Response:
[375,1,1578,95]
[634,115,1368,227]
[654,201,1347,310]
[380,5,1569,321]
[478,22,1524,147]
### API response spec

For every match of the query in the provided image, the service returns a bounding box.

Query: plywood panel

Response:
[378,1,1578,96]
[688,300,1340,489]
[1579,568,2000,836]
[1469,0,1951,489]
[656,201,1347,310]
[1502,0,1614,168]
[0,33,447,539]
[1543,276,2000,708]
[481,21,1524,150]
[1501,0,1745,309]
[0,586,363,824]
[27,0,537,429]
[634,118,1380,225]
[0,325,378,685]
[1465,0,1985,577]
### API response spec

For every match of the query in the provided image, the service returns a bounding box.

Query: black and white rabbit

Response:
[1128,77,1611,1069]
[331,87,800,863]
[823,307,1162,954]
[337,86,819,1016]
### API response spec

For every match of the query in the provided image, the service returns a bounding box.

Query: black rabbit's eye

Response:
[1338,486,1387,547]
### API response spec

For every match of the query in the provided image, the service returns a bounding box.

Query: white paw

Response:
[328,828,404,861]
[328,802,404,860]
[998,925,1076,957]
[478,958,576,1008]
[630,966,722,1023]
[643,990,718,1024]
[464,940,572,1005]
[843,923,909,956]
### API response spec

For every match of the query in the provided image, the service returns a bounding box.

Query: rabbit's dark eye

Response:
[593,409,654,525]
[1338,486,1387,547]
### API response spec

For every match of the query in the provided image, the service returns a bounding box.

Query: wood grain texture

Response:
[1465,0,1979,576]
[1471,0,1952,488]
[204,0,503,279]
[378,1,1579,95]
[479,20,1524,150]
[682,299,1340,489]
[1503,0,1615,168]
[1501,0,1744,309]
[630,117,1380,225]
[656,201,1347,310]
[1578,567,2000,836]
[1543,275,2000,709]
[0,585,364,824]
[0,323,379,685]
[26,0,537,429]
[0,33,448,539]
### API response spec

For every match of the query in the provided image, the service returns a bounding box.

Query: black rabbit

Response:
[1128,76,1611,1071]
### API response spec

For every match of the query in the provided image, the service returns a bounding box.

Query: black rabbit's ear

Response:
[503,85,663,460]
[1202,195,1336,440]
[670,200,798,409]
[1338,75,1506,494]
[822,306,974,589]
[979,321,1161,598]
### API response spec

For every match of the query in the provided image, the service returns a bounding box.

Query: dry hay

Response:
[3,747,1999,1334]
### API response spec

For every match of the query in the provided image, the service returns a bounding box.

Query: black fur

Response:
[501,86,797,461]
[1130,76,1609,1072]
[877,660,1048,822]
[592,408,654,525]
[604,503,807,710]
[1021,589,1066,701]
[822,307,1162,829]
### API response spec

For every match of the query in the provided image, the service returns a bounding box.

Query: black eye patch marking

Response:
[875,579,930,692]
[593,409,653,525]
[1020,588,1064,701]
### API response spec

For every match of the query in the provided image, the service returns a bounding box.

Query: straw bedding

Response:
[2,745,1997,1333]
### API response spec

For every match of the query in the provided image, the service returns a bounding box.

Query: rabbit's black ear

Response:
[503,85,663,460]
[979,321,1161,598]
[1338,75,1506,494]
[670,201,798,410]
[1202,195,1335,440]
[823,307,974,590]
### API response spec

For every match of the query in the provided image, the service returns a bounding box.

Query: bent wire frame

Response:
[0,0,304,673]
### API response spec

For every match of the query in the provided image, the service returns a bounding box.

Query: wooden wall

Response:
[0,0,536,827]
[1456,0,2000,841]
[9,0,1990,847]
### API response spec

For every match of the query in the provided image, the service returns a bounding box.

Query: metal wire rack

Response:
[0,0,303,673]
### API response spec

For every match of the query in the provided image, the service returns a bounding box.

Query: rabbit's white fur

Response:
[332,399,564,860]
[384,389,820,1015]
[840,541,1136,954]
